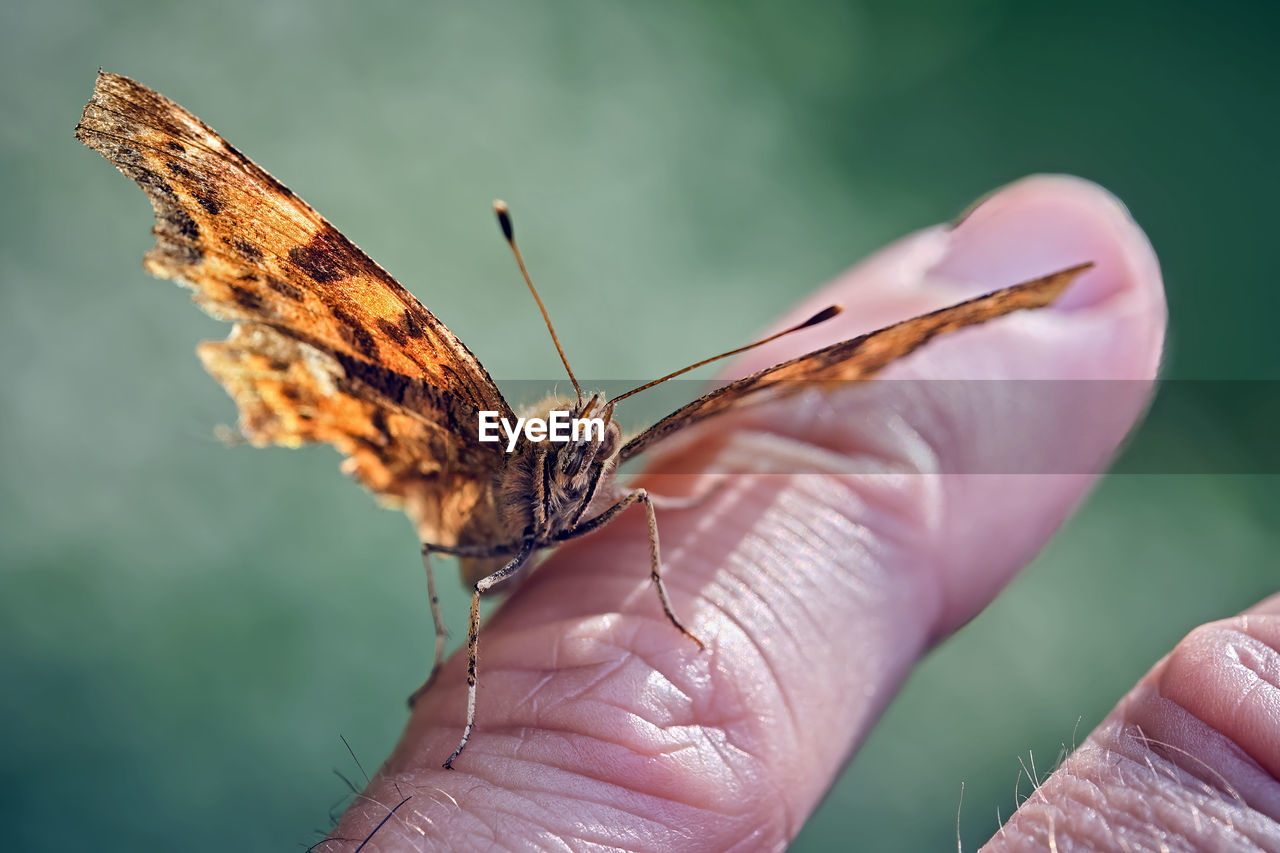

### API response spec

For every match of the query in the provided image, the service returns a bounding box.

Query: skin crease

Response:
[320,176,1273,851]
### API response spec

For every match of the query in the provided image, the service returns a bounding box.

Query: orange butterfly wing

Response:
[620,265,1088,461]
[76,71,509,546]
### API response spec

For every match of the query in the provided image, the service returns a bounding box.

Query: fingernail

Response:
[932,174,1152,312]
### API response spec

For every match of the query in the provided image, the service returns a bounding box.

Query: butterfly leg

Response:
[407,546,449,708]
[444,539,535,770]
[586,489,705,649]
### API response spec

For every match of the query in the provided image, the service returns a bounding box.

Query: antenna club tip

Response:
[493,200,514,242]
[799,304,842,329]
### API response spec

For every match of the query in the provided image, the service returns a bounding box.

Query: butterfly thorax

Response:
[461,392,621,588]
[502,392,621,537]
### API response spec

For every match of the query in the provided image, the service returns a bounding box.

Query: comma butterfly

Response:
[76,71,1089,768]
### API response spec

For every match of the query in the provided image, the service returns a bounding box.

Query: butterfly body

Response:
[76,70,1089,769]
[454,392,624,589]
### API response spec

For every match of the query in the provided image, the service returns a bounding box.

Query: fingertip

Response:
[918,174,1168,383]
[1245,591,1280,617]
[730,175,1167,384]
[935,174,1165,319]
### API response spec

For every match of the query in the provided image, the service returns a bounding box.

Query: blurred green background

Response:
[2,0,1277,849]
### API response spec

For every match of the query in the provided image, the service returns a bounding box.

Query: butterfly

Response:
[76,71,1089,769]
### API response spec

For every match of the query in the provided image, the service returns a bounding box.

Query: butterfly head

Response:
[551,391,621,481]
[505,391,623,538]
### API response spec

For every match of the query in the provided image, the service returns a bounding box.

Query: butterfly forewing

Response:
[76,71,512,546]
[619,264,1088,461]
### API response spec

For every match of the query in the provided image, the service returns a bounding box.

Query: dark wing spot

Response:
[166,161,194,180]
[196,191,221,216]
[376,318,409,345]
[400,309,425,339]
[289,243,344,283]
[227,237,263,263]
[166,141,186,153]
[150,175,178,202]
[334,351,410,406]
[331,306,379,359]
[228,283,263,312]
[168,208,200,240]
[264,276,304,302]
[108,146,179,203]
[287,226,400,288]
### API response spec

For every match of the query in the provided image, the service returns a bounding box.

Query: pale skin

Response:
[322,177,1280,851]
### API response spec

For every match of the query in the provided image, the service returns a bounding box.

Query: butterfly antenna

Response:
[610,304,842,406]
[494,200,583,405]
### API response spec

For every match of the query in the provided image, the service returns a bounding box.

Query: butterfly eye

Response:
[598,425,620,459]
[559,447,586,478]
